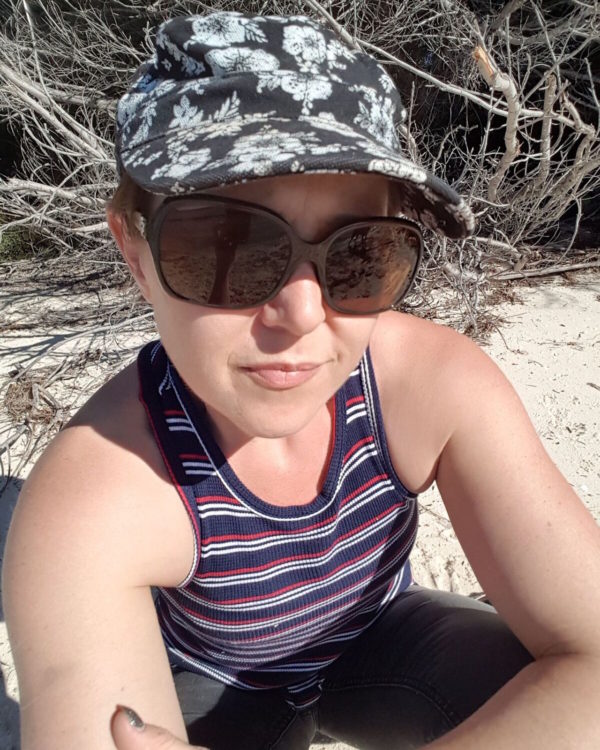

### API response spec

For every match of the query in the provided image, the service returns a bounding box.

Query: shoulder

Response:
[367,311,513,491]
[370,310,506,408]
[370,310,485,371]
[7,359,194,589]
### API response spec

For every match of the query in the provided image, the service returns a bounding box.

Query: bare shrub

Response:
[1,0,599,472]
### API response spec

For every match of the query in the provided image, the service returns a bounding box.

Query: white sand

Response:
[1,275,599,750]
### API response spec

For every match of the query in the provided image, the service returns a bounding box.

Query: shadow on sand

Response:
[1,476,23,750]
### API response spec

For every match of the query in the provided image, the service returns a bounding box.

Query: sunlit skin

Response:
[7,172,600,750]
[111,172,390,471]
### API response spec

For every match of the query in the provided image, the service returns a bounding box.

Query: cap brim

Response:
[118,113,475,239]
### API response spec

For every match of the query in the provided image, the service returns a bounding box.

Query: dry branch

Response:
[495,259,600,280]
[473,45,521,202]
[535,73,557,189]
[1,0,599,478]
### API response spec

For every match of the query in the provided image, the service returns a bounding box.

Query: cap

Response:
[116,11,475,238]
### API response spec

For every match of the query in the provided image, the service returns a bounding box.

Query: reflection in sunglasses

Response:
[160,214,292,306]
[326,226,416,308]
[156,203,419,311]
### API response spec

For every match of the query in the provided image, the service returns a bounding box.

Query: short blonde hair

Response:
[107,172,153,238]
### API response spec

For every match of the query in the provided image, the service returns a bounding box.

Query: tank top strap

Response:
[356,347,417,500]
[137,340,202,586]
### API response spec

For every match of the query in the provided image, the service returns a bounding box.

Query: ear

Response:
[106,207,153,302]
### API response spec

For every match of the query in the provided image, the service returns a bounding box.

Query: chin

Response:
[237,404,321,440]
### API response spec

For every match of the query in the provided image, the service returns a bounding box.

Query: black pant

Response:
[174,585,533,749]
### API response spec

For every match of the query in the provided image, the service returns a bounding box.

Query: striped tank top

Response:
[138,340,418,708]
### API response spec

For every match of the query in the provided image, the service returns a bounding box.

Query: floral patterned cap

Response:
[116,12,475,238]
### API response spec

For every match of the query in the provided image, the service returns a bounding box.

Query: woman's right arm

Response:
[3,418,194,750]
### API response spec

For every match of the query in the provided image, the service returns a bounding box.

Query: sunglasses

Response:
[141,194,422,315]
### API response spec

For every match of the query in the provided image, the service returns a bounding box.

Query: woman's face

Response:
[128,172,391,447]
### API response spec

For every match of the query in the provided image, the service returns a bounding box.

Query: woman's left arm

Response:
[430,335,600,749]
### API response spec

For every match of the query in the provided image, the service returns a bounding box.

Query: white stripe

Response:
[161,572,398,664]
[201,478,397,556]
[195,507,253,519]
[193,591,386,661]
[345,403,366,416]
[168,583,369,635]
[158,369,171,395]
[163,577,392,653]
[346,408,368,424]
[202,480,408,564]
[198,495,407,587]
[150,341,162,361]
[359,353,384,454]
[200,480,395,556]
[184,528,408,617]
[338,443,378,483]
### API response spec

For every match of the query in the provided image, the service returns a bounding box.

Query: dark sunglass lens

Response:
[158,203,291,306]
[325,224,420,313]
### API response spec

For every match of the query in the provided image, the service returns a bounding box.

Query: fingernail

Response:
[118,705,145,730]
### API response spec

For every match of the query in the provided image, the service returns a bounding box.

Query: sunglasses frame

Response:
[141,193,423,315]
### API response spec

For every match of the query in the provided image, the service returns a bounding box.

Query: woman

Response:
[4,11,600,750]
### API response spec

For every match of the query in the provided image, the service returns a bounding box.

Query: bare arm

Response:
[3,413,195,749]
[429,332,600,748]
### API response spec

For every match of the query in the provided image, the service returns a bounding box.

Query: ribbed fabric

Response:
[138,340,418,708]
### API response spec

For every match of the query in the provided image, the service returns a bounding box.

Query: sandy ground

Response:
[1,274,599,750]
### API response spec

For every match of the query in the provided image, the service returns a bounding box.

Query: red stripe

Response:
[343,435,374,463]
[139,384,200,558]
[202,510,337,544]
[180,453,209,460]
[201,474,391,545]
[198,497,404,579]
[196,504,405,604]
[345,395,365,406]
[164,409,185,415]
[179,566,390,629]
[196,495,242,506]
[339,473,388,508]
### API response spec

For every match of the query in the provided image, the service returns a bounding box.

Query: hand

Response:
[111,706,208,750]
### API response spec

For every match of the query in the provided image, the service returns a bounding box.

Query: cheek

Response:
[151,301,248,380]
[333,314,379,358]
[136,244,163,302]
[153,303,221,360]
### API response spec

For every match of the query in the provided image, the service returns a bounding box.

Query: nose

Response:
[258,261,326,335]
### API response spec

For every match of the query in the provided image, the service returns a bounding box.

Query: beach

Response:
[1,274,599,750]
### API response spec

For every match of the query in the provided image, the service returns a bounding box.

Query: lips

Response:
[241,362,322,389]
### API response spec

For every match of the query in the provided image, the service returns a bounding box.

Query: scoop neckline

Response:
[170,363,347,520]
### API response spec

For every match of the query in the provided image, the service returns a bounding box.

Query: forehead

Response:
[148,172,390,215]
[205,172,390,207]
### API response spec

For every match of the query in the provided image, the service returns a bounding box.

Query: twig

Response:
[14,312,155,379]
[546,89,597,210]
[534,73,557,189]
[494,260,600,280]
[0,425,29,458]
[360,39,585,130]
[473,45,521,201]
[0,178,101,207]
[303,0,362,51]
[0,61,109,158]
[472,236,523,258]
[490,0,527,31]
